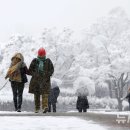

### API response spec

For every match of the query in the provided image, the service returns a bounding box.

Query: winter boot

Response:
[43,108,48,113]
[35,109,40,113]
[17,109,21,112]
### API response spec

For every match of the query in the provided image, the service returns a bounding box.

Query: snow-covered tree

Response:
[82,8,130,110]
[1,7,130,110]
[73,76,95,96]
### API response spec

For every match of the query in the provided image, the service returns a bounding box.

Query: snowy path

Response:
[0,116,107,130]
[0,111,129,130]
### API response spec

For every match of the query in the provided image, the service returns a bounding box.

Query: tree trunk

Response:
[106,80,113,98]
[118,99,123,111]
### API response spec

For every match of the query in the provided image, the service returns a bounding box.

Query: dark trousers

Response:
[11,81,24,110]
[48,102,56,112]
[129,102,130,111]
[78,108,87,112]
[34,94,48,110]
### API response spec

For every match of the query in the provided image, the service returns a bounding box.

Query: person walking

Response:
[48,81,60,112]
[28,47,54,113]
[5,53,28,112]
[76,94,89,112]
[124,88,130,111]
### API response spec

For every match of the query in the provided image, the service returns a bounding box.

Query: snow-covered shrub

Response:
[122,100,129,111]
[89,97,118,109]
[58,96,77,106]
[95,82,109,98]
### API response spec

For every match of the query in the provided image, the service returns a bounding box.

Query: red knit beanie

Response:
[38,48,46,57]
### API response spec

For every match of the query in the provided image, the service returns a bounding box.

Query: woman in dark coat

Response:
[76,95,89,112]
[28,47,54,113]
[5,53,28,112]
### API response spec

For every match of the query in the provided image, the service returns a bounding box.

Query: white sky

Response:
[0,0,130,43]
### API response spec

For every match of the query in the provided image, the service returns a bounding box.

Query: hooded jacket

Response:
[48,86,60,103]
[5,53,28,83]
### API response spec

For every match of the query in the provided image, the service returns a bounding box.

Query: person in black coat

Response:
[76,95,89,112]
[125,88,130,111]
[48,81,60,112]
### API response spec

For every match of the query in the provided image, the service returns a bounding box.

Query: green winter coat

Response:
[28,58,54,95]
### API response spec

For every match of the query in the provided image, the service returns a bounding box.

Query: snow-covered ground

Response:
[67,110,130,115]
[0,116,107,130]
[87,110,130,115]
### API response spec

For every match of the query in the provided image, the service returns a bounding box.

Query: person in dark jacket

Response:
[5,53,28,112]
[48,81,60,112]
[125,88,130,111]
[28,47,54,113]
[76,94,89,112]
